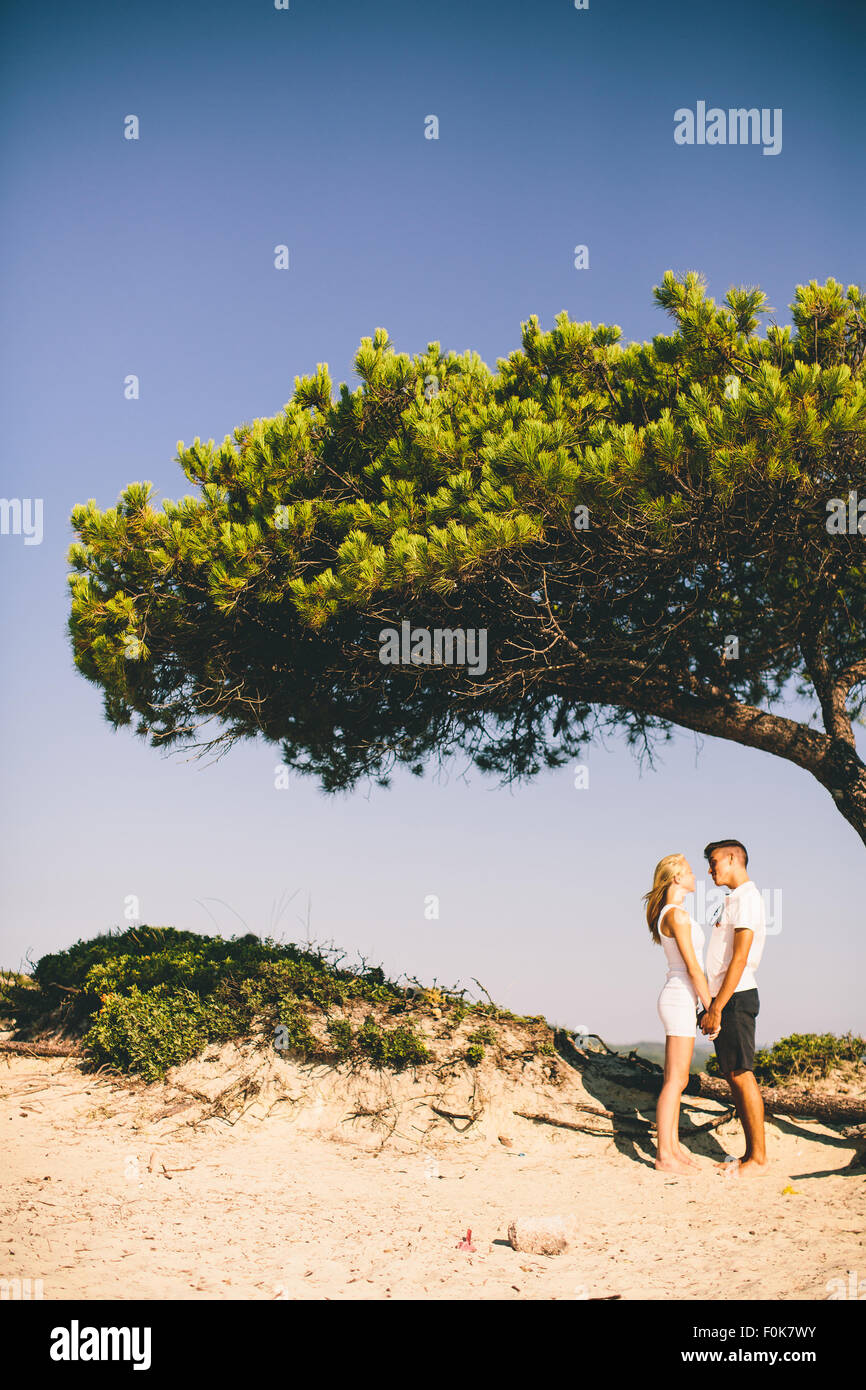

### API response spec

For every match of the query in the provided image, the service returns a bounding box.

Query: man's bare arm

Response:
[699,930,754,1033]
[712,929,753,1014]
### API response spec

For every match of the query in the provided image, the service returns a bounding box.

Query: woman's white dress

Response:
[657,902,705,1037]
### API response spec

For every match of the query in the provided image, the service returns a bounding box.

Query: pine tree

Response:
[68,275,866,845]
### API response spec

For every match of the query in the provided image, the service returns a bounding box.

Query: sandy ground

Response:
[2,1047,863,1301]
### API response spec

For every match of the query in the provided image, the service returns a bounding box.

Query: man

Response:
[698,839,768,1176]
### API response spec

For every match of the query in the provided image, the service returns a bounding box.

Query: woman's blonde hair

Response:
[643,853,687,944]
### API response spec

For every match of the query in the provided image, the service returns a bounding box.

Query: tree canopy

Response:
[68,273,866,844]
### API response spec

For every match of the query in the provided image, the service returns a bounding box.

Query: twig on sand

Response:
[513,1105,734,1137]
[689,1108,736,1134]
[514,1109,650,1136]
[431,1104,481,1132]
[147,1151,195,1178]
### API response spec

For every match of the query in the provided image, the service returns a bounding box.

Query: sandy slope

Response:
[1,1045,863,1301]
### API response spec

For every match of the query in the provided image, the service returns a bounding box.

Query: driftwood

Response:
[553,1030,866,1126]
[515,1109,648,1137]
[692,1073,866,1125]
[515,1106,734,1138]
[0,1039,82,1057]
[567,1098,732,1129]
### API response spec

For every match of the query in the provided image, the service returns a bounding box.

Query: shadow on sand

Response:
[551,1030,864,1175]
[552,1029,734,1168]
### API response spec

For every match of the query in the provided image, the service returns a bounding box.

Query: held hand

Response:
[700,1004,722,1035]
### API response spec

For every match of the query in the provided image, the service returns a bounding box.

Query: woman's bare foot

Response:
[676,1147,700,1168]
[655,1156,696,1175]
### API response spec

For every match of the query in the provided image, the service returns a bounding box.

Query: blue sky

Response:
[1,0,864,1044]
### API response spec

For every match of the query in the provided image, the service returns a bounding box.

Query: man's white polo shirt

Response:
[705,880,766,997]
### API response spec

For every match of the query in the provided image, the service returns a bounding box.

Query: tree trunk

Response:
[554,1032,866,1125]
[812,738,866,851]
[691,1072,866,1126]
[585,670,866,851]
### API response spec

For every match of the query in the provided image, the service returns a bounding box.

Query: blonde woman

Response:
[644,853,717,1175]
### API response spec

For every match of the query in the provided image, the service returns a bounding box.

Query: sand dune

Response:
[2,1039,863,1301]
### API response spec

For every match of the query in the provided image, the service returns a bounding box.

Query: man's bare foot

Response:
[737,1157,769,1176]
[715,1156,769,1176]
[655,1157,696,1175]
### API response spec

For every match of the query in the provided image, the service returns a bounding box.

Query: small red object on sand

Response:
[456,1228,476,1252]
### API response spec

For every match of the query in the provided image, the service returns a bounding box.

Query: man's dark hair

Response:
[704,838,749,867]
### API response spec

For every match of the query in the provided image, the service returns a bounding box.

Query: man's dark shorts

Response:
[710,988,760,1075]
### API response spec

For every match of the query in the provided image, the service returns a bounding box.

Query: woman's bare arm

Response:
[666,907,713,1011]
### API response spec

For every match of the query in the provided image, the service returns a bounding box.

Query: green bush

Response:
[0,970,33,1024]
[83,986,236,1083]
[706,1031,865,1083]
[320,1015,430,1067]
[6,925,411,1080]
[355,1016,430,1068]
[6,926,560,1081]
[325,1017,355,1057]
[273,1002,318,1059]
